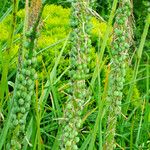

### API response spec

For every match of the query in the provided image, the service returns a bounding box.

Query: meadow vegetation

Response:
[0,0,150,150]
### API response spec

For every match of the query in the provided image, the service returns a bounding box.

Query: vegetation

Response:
[0,0,150,150]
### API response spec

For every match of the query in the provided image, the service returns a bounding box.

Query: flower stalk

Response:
[61,0,92,149]
[105,0,131,149]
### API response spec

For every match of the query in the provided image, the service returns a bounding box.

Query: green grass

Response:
[0,1,150,150]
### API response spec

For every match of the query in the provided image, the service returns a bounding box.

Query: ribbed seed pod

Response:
[9,30,38,150]
[61,0,92,149]
[105,1,131,149]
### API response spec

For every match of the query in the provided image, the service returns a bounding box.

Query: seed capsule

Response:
[27,79,33,86]
[19,119,25,125]
[73,144,78,150]
[75,137,80,143]
[18,74,24,82]
[20,107,26,114]
[18,98,24,105]
[26,70,31,76]
[25,103,30,110]
[24,41,30,49]
[16,91,21,98]
[11,140,16,146]
[32,57,37,65]
[27,59,32,66]
[66,141,71,147]
[13,119,19,126]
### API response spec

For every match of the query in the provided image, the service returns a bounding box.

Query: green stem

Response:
[90,0,118,86]
[0,0,19,111]
[123,13,150,114]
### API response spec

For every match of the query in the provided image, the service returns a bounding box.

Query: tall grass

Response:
[0,1,149,150]
[0,0,18,114]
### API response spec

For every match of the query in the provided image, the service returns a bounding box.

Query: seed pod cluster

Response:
[9,31,38,150]
[61,0,92,149]
[108,0,130,114]
[105,1,131,149]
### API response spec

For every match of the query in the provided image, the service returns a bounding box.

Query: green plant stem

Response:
[0,0,19,112]
[135,99,145,147]
[90,0,118,87]
[123,13,150,115]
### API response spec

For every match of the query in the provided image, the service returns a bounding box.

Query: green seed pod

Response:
[24,52,29,59]
[66,103,72,109]
[73,131,78,137]
[25,31,31,38]
[18,74,24,82]
[124,43,129,48]
[76,120,81,128]
[85,68,89,73]
[18,98,24,105]
[67,126,72,132]
[117,19,124,25]
[23,41,30,49]
[77,110,82,116]
[70,21,78,28]
[81,74,86,80]
[13,119,19,126]
[33,51,37,57]
[20,124,25,132]
[22,68,26,75]
[66,141,72,147]
[75,137,80,143]
[34,73,38,80]
[16,91,21,98]
[69,133,75,139]
[32,57,37,65]
[19,119,25,125]
[80,47,85,52]
[22,80,27,86]
[77,64,82,70]
[25,103,30,110]
[73,144,78,150]
[12,107,18,113]
[76,93,83,99]
[11,140,16,146]
[27,59,32,66]
[26,95,31,102]
[27,79,33,86]
[87,57,91,62]
[11,114,17,120]
[25,70,31,76]
[29,91,34,97]
[64,132,69,137]
[73,74,78,80]
[22,91,27,98]
[16,142,21,150]
[122,55,126,60]
[20,107,26,114]
[120,36,125,42]
[31,68,36,75]
[68,113,73,119]
[28,84,34,91]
